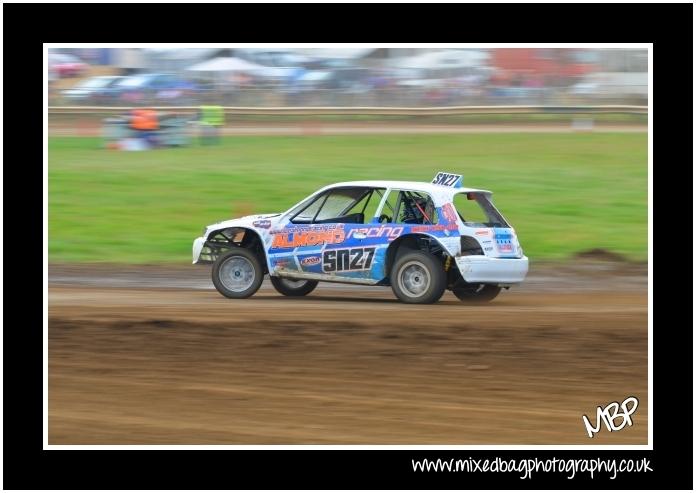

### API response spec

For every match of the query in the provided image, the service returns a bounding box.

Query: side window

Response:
[453,193,488,226]
[382,190,436,225]
[380,190,402,223]
[453,192,508,227]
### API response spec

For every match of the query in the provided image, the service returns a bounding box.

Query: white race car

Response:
[193,172,529,304]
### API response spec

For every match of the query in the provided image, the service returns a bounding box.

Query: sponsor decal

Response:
[273,258,293,269]
[300,256,321,266]
[494,230,514,253]
[272,225,345,249]
[346,225,404,240]
[323,247,376,273]
[271,224,342,234]
[253,219,272,229]
[411,223,459,233]
[475,229,491,236]
[440,203,459,224]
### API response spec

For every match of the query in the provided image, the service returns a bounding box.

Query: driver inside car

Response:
[400,196,431,224]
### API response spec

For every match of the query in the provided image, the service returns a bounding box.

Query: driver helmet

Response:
[401,196,428,223]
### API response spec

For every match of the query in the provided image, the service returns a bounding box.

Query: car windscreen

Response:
[117,75,153,88]
[52,54,78,63]
[77,77,115,89]
[289,187,370,224]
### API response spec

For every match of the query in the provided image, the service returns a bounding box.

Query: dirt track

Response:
[48,261,648,445]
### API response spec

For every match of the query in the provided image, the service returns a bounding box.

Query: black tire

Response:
[390,250,446,304]
[270,277,319,297]
[452,284,502,303]
[211,248,264,299]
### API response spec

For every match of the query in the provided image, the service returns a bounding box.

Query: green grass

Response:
[48,133,647,263]
[228,113,648,125]
[49,112,648,126]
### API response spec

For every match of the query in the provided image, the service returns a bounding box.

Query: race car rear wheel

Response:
[270,277,319,297]
[391,250,446,304]
[211,248,264,299]
[452,284,501,303]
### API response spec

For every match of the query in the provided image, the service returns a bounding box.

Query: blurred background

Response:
[48,47,648,107]
[48,47,648,265]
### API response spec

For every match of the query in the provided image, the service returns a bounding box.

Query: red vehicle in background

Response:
[491,48,595,77]
[49,53,88,78]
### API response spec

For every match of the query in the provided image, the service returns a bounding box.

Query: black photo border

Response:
[3,2,692,489]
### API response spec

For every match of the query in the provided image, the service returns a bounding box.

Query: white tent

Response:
[252,66,299,79]
[391,50,490,70]
[292,48,377,60]
[186,57,264,72]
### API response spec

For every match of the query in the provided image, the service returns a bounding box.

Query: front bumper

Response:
[192,237,206,264]
[455,255,529,285]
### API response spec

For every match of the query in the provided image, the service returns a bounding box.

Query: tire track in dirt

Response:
[48,268,648,444]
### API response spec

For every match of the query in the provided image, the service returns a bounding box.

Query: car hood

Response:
[205,213,282,233]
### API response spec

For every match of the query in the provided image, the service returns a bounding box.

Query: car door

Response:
[267,187,386,283]
[366,188,447,277]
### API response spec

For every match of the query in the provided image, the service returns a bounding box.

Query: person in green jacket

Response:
[199,105,224,145]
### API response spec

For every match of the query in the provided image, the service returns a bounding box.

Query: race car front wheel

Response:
[452,284,501,303]
[391,250,446,304]
[270,277,318,297]
[211,248,264,299]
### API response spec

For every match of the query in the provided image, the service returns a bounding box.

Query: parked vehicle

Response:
[48,53,88,78]
[112,73,199,104]
[60,75,125,103]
